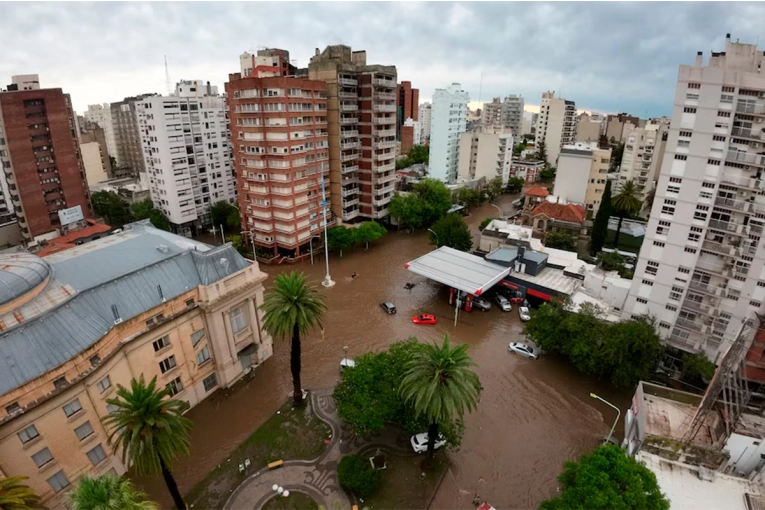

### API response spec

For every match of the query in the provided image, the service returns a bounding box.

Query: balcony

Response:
[342,176,359,186]
[374,184,396,195]
[695,257,730,276]
[373,195,393,206]
[338,91,357,99]
[373,78,396,88]
[341,164,359,174]
[720,174,764,190]
[375,128,396,137]
[731,127,764,142]
[714,196,752,212]
[339,77,358,87]
[341,130,359,138]
[342,209,360,221]
[377,173,397,184]
[374,92,396,101]
[675,316,703,332]
[736,243,758,257]
[750,224,765,235]
[373,116,396,125]
[726,150,765,167]
[343,197,360,207]
[340,103,358,112]
[341,152,359,162]
[375,140,396,150]
[341,141,360,150]
[736,103,765,116]
[707,219,745,235]
[342,187,359,197]
[374,162,395,173]
[373,104,396,112]
[371,208,390,219]
[702,239,735,256]
[340,117,358,125]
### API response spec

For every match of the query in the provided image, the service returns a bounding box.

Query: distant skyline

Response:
[2,2,763,118]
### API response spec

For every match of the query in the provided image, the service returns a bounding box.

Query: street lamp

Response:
[427,228,439,247]
[320,177,335,288]
[309,235,322,265]
[590,393,621,445]
[490,203,503,219]
[241,230,256,260]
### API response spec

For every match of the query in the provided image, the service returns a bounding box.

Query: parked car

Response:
[518,306,531,321]
[508,342,539,359]
[410,432,447,454]
[380,301,397,314]
[412,314,437,325]
[472,297,492,311]
[340,358,356,372]
[495,294,512,312]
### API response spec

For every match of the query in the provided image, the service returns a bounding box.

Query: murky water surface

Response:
[138,197,632,509]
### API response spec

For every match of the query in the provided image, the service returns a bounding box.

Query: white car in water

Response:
[410,432,447,454]
[518,306,531,321]
[495,294,512,312]
[508,342,539,360]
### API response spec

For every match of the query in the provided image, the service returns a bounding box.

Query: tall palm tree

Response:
[643,186,657,216]
[611,180,642,249]
[399,335,481,465]
[68,474,157,510]
[261,271,327,405]
[103,375,192,510]
[0,476,44,510]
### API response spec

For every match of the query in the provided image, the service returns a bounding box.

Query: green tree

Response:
[130,199,170,231]
[455,187,482,209]
[226,234,245,255]
[536,139,549,166]
[506,176,525,194]
[540,445,669,510]
[353,221,386,249]
[590,179,612,254]
[429,213,473,251]
[543,231,577,252]
[0,476,45,510]
[260,271,327,405]
[102,375,192,510]
[479,217,497,231]
[91,191,131,226]
[414,178,452,226]
[108,155,117,170]
[539,167,556,181]
[68,473,157,510]
[485,177,504,202]
[210,201,239,234]
[611,181,642,248]
[337,455,381,498]
[512,142,526,155]
[609,142,625,173]
[399,336,481,464]
[644,186,656,216]
[601,316,664,387]
[396,157,413,170]
[326,226,355,257]
[226,208,241,233]
[389,192,426,230]
[682,352,717,381]
[408,144,429,164]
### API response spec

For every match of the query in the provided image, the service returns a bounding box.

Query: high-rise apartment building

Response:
[575,112,604,143]
[227,69,333,256]
[111,94,156,178]
[397,80,419,141]
[239,48,296,78]
[552,142,611,215]
[418,102,432,142]
[624,36,765,362]
[605,113,644,143]
[308,45,398,223]
[135,80,235,237]
[617,117,670,206]
[83,104,117,164]
[430,83,469,183]
[502,94,524,137]
[0,75,91,240]
[457,131,513,186]
[481,97,503,132]
[78,117,112,186]
[535,91,578,167]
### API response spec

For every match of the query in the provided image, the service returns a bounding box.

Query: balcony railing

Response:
[341,164,359,174]
[377,173,397,184]
[374,92,396,100]
[726,150,765,166]
[375,129,396,137]
[731,127,763,141]
[340,103,358,112]
[375,140,397,150]
[374,184,396,195]
[373,78,396,87]
[340,117,358,125]
[338,77,358,87]
[714,196,752,212]
[342,187,359,197]
[341,141,360,150]
[342,208,360,220]
[702,239,735,256]
[707,219,745,235]
[374,162,396,173]
[341,130,359,138]
[338,91,357,99]
[720,174,764,190]
[341,152,359,162]
[675,316,703,332]
[343,197,359,207]
[736,103,765,116]
[373,116,396,125]
[373,104,396,112]
[695,258,730,276]
[375,152,395,161]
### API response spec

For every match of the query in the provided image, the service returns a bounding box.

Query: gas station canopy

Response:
[405,246,511,296]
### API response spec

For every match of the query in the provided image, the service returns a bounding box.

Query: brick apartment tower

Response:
[226,70,333,257]
[397,80,419,136]
[308,45,397,223]
[0,75,91,240]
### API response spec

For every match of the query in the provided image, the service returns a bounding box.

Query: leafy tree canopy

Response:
[485,176,504,202]
[414,178,452,225]
[540,445,670,510]
[91,191,131,226]
[338,455,382,498]
[389,192,427,230]
[130,199,170,231]
[479,217,497,231]
[512,142,526,155]
[506,176,525,194]
[354,221,387,249]
[682,352,716,381]
[326,226,355,256]
[408,144,429,165]
[454,187,482,209]
[590,180,613,255]
[429,213,473,251]
[539,167,556,181]
[544,231,577,252]
[210,201,240,234]
[609,142,625,173]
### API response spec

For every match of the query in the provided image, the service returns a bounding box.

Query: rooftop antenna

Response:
[164,55,171,96]
[477,71,483,108]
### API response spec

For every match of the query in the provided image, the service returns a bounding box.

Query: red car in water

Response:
[412,314,437,325]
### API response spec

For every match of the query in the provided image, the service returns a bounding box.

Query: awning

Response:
[405,246,511,296]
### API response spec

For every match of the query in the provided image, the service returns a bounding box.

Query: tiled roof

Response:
[524,186,550,198]
[36,220,112,257]
[530,201,586,223]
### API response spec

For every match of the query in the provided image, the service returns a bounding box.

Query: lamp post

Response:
[590,393,621,445]
[320,177,335,288]
[490,203,503,219]
[427,228,439,247]
[309,235,322,265]
[241,230,256,260]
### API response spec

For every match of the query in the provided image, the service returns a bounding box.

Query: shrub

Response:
[337,454,381,498]
[479,217,496,231]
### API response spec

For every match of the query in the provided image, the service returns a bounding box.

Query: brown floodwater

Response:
[136,197,633,509]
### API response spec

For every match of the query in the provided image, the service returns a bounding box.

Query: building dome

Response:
[0,253,51,306]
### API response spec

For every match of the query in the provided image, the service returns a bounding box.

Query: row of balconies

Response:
[341,130,359,138]
[726,149,765,167]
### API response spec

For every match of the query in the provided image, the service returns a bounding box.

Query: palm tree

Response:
[399,335,481,466]
[611,180,642,249]
[261,271,327,405]
[643,186,657,216]
[0,476,44,510]
[103,375,192,510]
[68,474,157,510]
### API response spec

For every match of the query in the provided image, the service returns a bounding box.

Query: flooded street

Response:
[138,198,633,509]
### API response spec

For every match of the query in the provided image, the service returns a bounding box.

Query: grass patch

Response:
[262,491,319,510]
[185,398,331,510]
[363,453,447,510]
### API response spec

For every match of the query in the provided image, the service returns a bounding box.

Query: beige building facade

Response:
[575,112,604,143]
[457,131,513,186]
[535,91,577,167]
[552,142,611,215]
[617,117,670,207]
[0,221,273,508]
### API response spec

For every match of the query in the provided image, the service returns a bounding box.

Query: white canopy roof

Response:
[405,246,510,296]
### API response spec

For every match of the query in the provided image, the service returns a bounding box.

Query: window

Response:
[153,336,170,352]
[202,373,218,392]
[683,107,697,113]
[642,280,654,286]
[688,83,701,89]
[700,191,713,200]
[185,298,195,307]
[74,421,94,441]
[679,267,691,274]
[89,354,101,366]
[53,376,67,389]
[86,444,107,466]
[713,135,727,142]
[669,177,682,183]
[707,159,721,166]
[646,261,659,275]
[6,402,20,415]
[688,231,701,242]
[32,447,54,467]
[684,247,697,254]
[693,209,708,221]
[751,301,761,307]
[679,130,692,137]
[674,154,687,161]
[667,184,681,194]
[18,425,39,444]
[657,220,671,235]
[666,304,678,312]
[718,111,731,117]
[636,297,648,304]
[722,86,735,93]
[653,241,665,247]
[47,470,70,493]
[759,281,765,288]
[196,346,211,366]
[97,376,111,393]
[165,377,183,397]
[230,306,248,334]
[190,329,205,347]
[62,399,82,418]
[660,322,671,329]
[159,355,176,374]
[106,403,119,414]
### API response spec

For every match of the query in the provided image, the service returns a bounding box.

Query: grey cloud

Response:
[0,1,762,117]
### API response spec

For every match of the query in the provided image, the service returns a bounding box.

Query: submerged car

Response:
[410,432,447,454]
[472,297,492,311]
[495,294,512,312]
[380,301,397,314]
[508,342,539,360]
[412,314,437,325]
[518,306,531,321]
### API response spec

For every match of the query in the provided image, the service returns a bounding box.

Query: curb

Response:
[426,463,449,510]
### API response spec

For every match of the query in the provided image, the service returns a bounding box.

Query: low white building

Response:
[553,142,611,215]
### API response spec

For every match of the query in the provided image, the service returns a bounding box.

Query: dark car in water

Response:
[380,301,397,314]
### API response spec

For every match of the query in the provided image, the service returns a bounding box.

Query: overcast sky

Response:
[2,2,763,117]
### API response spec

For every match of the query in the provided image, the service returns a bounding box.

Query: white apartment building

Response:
[624,36,765,362]
[535,91,577,167]
[136,80,236,236]
[457,131,514,187]
[430,84,469,182]
[553,142,611,215]
[618,117,670,206]
[83,104,117,164]
[418,102,432,142]
[502,94,524,137]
